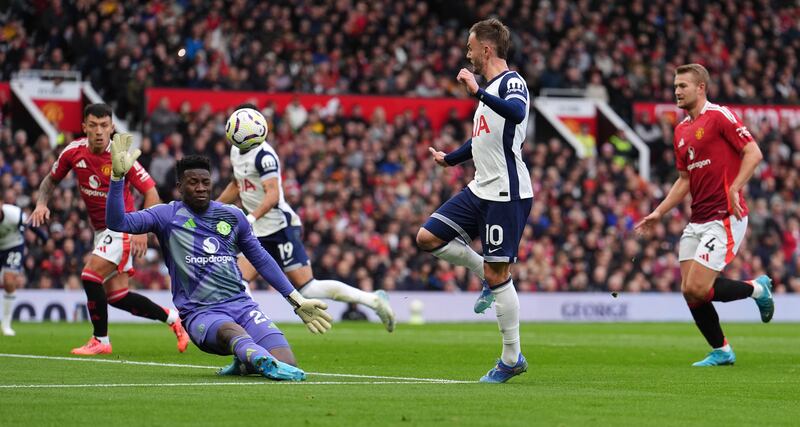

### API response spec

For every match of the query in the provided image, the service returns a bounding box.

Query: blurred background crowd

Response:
[1,0,798,294]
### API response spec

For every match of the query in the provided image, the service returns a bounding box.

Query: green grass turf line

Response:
[0,322,797,426]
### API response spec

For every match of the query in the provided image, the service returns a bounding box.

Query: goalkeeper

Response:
[105,134,332,381]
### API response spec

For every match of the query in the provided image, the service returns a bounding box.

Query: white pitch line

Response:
[0,380,473,389]
[0,353,467,384]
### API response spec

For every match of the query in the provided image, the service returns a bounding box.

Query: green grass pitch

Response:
[0,321,797,426]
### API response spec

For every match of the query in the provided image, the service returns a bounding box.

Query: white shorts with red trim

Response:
[678,215,748,272]
[92,229,134,274]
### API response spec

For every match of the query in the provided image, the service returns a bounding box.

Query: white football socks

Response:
[300,279,379,308]
[431,240,485,280]
[749,280,763,298]
[166,308,179,325]
[2,292,14,328]
[492,280,521,366]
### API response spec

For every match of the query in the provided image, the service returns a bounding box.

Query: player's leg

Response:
[1,270,21,336]
[1,245,24,336]
[71,253,116,354]
[479,197,531,383]
[417,189,488,310]
[215,322,304,381]
[263,227,397,331]
[680,220,739,366]
[703,217,774,322]
[103,272,189,352]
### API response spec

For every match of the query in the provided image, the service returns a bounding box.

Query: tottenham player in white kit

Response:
[417,19,532,383]
[0,203,27,336]
[218,106,396,332]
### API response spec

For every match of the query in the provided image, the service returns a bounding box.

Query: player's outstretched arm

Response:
[106,134,163,234]
[457,68,526,124]
[236,210,332,333]
[635,171,690,235]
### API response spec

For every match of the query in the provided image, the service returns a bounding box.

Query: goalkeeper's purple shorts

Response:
[183,298,289,355]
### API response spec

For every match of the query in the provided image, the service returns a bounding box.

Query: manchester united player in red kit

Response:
[636,64,774,366]
[29,104,188,355]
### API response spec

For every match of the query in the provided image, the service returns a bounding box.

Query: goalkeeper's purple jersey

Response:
[105,179,294,317]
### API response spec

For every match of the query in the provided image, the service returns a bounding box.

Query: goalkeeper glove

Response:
[286,290,332,334]
[110,133,141,180]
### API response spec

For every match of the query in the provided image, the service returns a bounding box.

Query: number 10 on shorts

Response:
[486,224,503,246]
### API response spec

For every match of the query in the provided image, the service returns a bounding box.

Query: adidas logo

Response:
[76,160,88,168]
[183,218,196,229]
[678,138,685,148]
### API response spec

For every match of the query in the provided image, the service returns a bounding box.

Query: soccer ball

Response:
[225,108,268,150]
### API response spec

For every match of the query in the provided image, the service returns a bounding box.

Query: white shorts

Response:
[678,215,748,271]
[92,229,134,274]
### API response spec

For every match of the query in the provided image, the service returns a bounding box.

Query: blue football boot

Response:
[254,355,306,381]
[479,354,528,383]
[217,356,249,376]
[474,281,495,314]
[752,275,774,323]
[692,349,736,366]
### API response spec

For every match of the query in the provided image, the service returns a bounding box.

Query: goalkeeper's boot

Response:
[217,356,250,376]
[479,354,528,383]
[473,281,495,314]
[70,337,112,355]
[752,275,774,323]
[169,317,190,353]
[373,290,396,332]
[692,348,736,367]
[254,355,306,381]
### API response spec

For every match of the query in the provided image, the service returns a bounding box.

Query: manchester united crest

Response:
[695,127,704,140]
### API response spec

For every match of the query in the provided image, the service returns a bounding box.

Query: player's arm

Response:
[727,141,762,219]
[247,177,279,224]
[236,210,332,333]
[457,68,527,124]
[28,173,60,227]
[216,180,240,204]
[428,139,473,168]
[635,171,689,235]
[717,110,762,219]
[106,179,165,234]
[106,134,165,234]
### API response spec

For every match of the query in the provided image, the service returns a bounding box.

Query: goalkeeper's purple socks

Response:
[230,334,271,367]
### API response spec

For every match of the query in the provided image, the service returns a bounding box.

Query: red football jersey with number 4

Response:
[50,138,156,230]
[673,102,755,224]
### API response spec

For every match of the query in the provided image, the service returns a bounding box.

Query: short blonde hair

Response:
[675,64,711,90]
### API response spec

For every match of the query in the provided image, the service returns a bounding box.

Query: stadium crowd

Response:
[0,0,798,295]
[1,0,798,125]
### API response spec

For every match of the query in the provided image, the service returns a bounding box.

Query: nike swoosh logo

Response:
[488,247,502,253]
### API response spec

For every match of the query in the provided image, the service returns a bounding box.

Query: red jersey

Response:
[673,101,755,223]
[50,138,156,230]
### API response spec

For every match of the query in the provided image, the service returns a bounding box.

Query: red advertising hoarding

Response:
[146,88,477,131]
[633,102,800,129]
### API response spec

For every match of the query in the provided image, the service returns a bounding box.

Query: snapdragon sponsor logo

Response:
[79,186,107,197]
[687,159,711,171]
[184,254,235,265]
[184,237,234,265]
